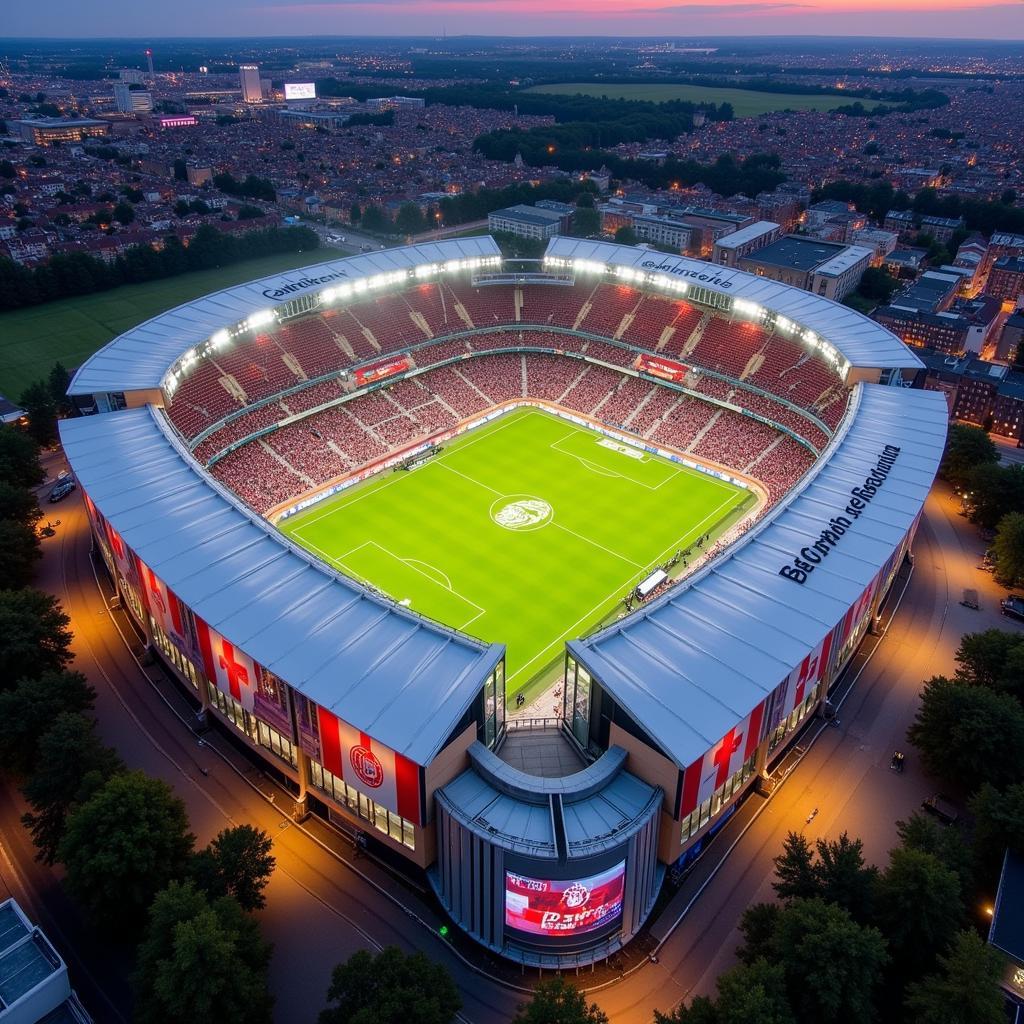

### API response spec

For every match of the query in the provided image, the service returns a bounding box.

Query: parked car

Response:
[922,795,959,824]
[48,478,76,502]
[1001,595,1024,622]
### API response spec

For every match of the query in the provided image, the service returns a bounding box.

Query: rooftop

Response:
[569,385,947,771]
[740,235,848,274]
[990,850,1024,965]
[489,205,564,226]
[58,406,503,766]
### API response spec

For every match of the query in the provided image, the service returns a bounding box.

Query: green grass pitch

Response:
[524,82,855,117]
[280,407,752,697]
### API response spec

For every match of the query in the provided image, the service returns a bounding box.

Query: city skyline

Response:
[4,0,1024,39]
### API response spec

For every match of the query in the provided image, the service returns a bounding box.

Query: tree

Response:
[0,518,41,588]
[512,977,607,1024]
[739,898,888,1024]
[319,946,461,1024]
[714,959,795,1024]
[964,463,1024,531]
[572,206,601,237]
[969,783,1024,888]
[908,676,1024,790]
[59,771,195,933]
[895,812,972,896]
[773,831,876,922]
[349,202,362,223]
[134,881,273,1024]
[0,589,73,686]
[941,424,997,489]
[856,266,899,305]
[773,831,817,902]
[992,511,1024,587]
[614,225,639,246]
[0,427,43,488]
[359,204,389,234]
[46,362,71,415]
[903,931,1006,1024]
[394,202,425,236]
[873,847,963,978]
[0,480,42,529]
[112,201,135,225]
[18,380,58,447]
[190,824,275,911]
[953,628,1024,701]
[0,669,95,776]
[21,712,123,863]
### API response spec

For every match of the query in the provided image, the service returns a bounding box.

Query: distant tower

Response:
[239,64,262,104]
[145,48,154,77]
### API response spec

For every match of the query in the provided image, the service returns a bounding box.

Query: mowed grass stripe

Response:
[281,407,749,692]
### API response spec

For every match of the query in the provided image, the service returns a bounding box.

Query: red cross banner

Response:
[138,559,190,653]
[678,701,764,819]
[195,616,258,712]
[315,705,421,825]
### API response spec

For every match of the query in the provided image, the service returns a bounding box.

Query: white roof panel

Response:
[570,384,946,769]
[544,237,923,371]
[59,406,502,764]
[68,236,502,396]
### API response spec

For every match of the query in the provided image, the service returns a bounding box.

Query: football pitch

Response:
[280,408,752,696]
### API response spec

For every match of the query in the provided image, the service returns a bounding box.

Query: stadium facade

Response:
[61,237,947,967]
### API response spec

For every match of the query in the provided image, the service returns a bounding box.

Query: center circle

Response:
[489,494,553,532]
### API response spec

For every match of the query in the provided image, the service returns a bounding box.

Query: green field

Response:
[525,82,854,117]
[0,250,334,400]
[280,407,751,695]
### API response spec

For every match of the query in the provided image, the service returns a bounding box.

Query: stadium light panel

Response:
[211,329,230,349]
[247,309,275,330]
[321,288,336,304]
[337,284,352,300]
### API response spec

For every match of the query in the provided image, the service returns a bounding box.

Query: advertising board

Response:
[505,862,625,937]
[285,82,316,100]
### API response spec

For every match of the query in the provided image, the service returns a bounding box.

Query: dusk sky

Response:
[5,0,1024,40]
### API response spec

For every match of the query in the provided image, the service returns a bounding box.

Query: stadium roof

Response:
[67,236,502,397]
[59,406,503,765]
[544,237,923,372]
[569,384,947,772]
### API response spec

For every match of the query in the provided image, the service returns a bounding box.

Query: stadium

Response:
[61,236,948,967]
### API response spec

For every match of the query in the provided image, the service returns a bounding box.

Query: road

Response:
[2,456,1020,1024]
[301,218,490,258]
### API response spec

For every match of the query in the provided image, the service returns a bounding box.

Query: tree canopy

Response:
[0,589,74,687]
[512,977,608,1024]
[189,824,276,912]
[941,424,997,489]
[319,946,461,1024]
[59,770,195,933]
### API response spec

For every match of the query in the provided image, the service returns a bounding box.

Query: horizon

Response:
[4,0,1024,42]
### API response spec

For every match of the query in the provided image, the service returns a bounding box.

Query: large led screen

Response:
[285,82,316,100]
[505,862,625,937]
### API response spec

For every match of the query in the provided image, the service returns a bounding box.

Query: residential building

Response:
[487,204,563,240]
[712,220,782,267]
[113,83,153,115]
[0,898,92,1023]
[737,235,872,301]
[997,309,1024,363]
[986,256,1024,307]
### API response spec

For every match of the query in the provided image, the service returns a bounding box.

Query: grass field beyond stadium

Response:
[524,82,854,117]
[0,250,330,400]
[281,407,751,695]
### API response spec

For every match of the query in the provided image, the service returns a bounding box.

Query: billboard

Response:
[505,863,625,937]
[633,353,687,382]
[678,702,764,818]
[314,705,421,824]
[355,355,410,387]
[285,82,316,100]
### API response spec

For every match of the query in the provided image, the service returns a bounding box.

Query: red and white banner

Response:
[104,519,139,589]
[678,701,764,819]
[138,560,190,653]
[316,705,420,824]
[355,356,409,387]
[633,353,687,382]
[195,616,258,712]
[833,577,878,652]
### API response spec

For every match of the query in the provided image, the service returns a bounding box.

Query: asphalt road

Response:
[2,455,1020,1024]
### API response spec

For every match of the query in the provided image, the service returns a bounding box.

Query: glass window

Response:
[572,665,591,749]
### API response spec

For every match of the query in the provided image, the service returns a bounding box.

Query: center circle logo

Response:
[350,745,384,788]
[489,495,553,532]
